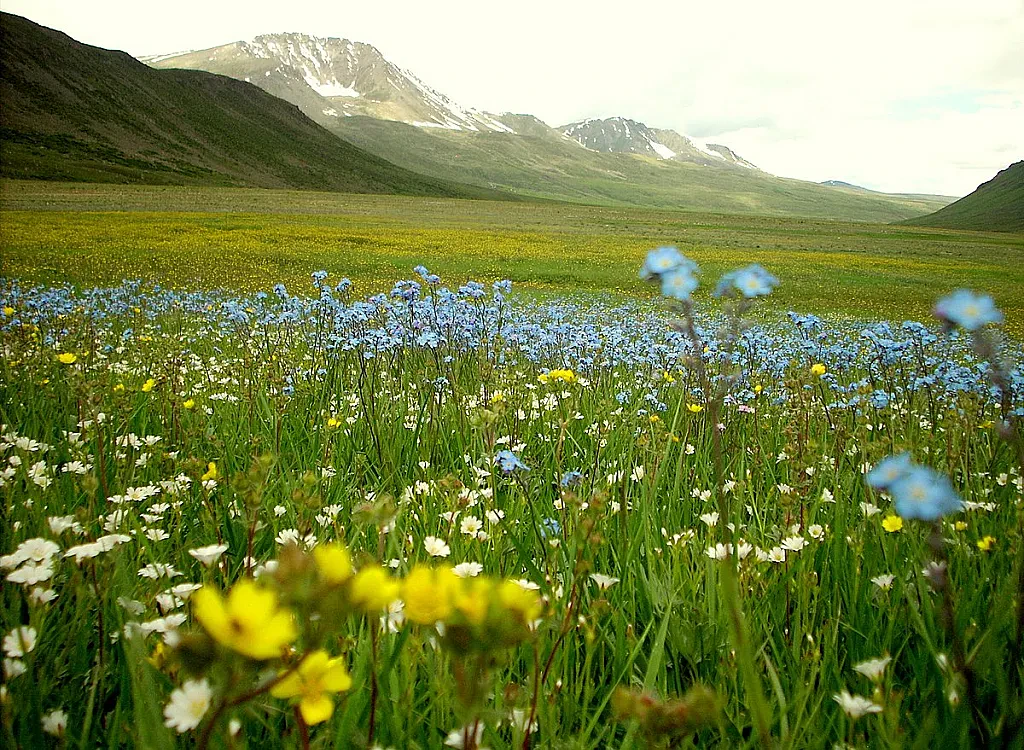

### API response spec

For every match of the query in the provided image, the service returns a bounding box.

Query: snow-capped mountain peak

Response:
[148,32,515,133]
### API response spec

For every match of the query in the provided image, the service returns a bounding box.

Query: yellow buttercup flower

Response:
[57,352,77,365]
[403,565,459,624]
[490,391,506,404]
[182,398,195,410]
[270,650,352,725]
[977,535,996,551]
[313,544,353,586]
[538,369,575,385]
[753,384,763,394]
[687,403,704,414]
[113,383,125,393]
[953,521,968,532]
[662,371,675,383]
[453,577,495,626]
[348,565,400,612]
[2,306,13,316]
[810,363,827,377]
[326,416,341,429]
[201,462,218,482]
[141,378,156,393]
[498,580,542,623]
[882,515,903,533]
[192,581,296,660]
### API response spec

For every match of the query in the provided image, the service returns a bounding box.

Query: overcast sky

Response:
[7,0,1023,196]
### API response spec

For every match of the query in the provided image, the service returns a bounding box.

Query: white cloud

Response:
[5,0,1022,195]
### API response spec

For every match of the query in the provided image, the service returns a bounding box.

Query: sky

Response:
[6,0,1023,196]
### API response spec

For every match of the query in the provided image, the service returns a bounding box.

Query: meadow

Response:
[1,180,1023,335]
[1,183,1023,749]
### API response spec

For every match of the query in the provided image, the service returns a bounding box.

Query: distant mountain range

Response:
[0,13,499,199]
[141,31,955,221]
[0,15,965,222]
[905,161,1023,233]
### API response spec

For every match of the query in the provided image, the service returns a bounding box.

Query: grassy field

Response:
[1,264,1022,748]
[2,181,1022,335]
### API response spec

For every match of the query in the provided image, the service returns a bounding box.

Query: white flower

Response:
[767,547,787,563]
[30,587,57,605]
[781,536,807,553]
[821,488,835,503]
[41,709,68,737]
[4,658,26,679]
[444,723,485,749]
[860,502,881,517]
[138,563,181,580]
[6,561,54,585]
[48,516,83,535]
[424,536,451,558]
[459,516,483,537]
[833,690,882,719]
[163,679,212,733]
[590,573,620,590]
[699,512,719,527]
[452,562,483,578]
[273,505,287,517]
[853,655,891,682]
[808,524,825,540]
[188,544,228,567]
[3,626,37,658]
[630,465,645,482]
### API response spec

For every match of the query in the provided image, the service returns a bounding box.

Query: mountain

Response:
[146,32,953,222]
[904,161,1024,233]
[145,33,514,134]
[0,13,500,199]
[561,117,758,169]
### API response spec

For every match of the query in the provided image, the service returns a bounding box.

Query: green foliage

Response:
[905,161,1024,233]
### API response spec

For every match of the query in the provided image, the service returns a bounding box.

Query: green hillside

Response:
[329,116,952,222]
[0,13,502,199]
[904,161,1024,232]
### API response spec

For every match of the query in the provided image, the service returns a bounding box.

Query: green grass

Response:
[329,116,954,222]
[905,161,1024,233]
[2,180,1023,335]
[0,278,1022,748]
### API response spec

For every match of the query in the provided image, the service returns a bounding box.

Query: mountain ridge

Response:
[0,13,502,199]
[904,161,1024,233]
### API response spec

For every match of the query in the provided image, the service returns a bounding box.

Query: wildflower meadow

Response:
[1,252,1022,749]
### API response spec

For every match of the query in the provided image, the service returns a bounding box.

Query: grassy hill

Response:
[0,13,503,199]
[328,116,953,222]
[904,161,1023,233]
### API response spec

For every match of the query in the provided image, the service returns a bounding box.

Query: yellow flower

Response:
[662,371,675,383]
[649,415,661,423]
[810,363,827,377]
[201,462,218,482]
[113,383,125,393]
[141,378,156,393]
[882,515,903,533]
[977,536,996,552]
[2,306,13,316]
[57,352,77,365]
[403,565,459,624]
[498,580,542,623]
[490,391,506,404]
[313,544,353,586]
[453,577,495,626]
[753,384,763,394]
[182,399,195,410]
[953,521,968,532]
[687,403,704,414]
[348,565,400,612]
[326,416,341,429]
[539,369,575,385]
[193,581,296,660]
[271,650,352,725]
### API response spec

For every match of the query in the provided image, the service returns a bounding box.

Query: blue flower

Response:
[714,264,779,298]
[660,268,700,301]
[494,449,529,474]
[540,517,561,539]
[560,470,583,488]
[934,290,1003,331]
[865,453,913,490]
[889,466,962,521]
[640,246,697,282]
